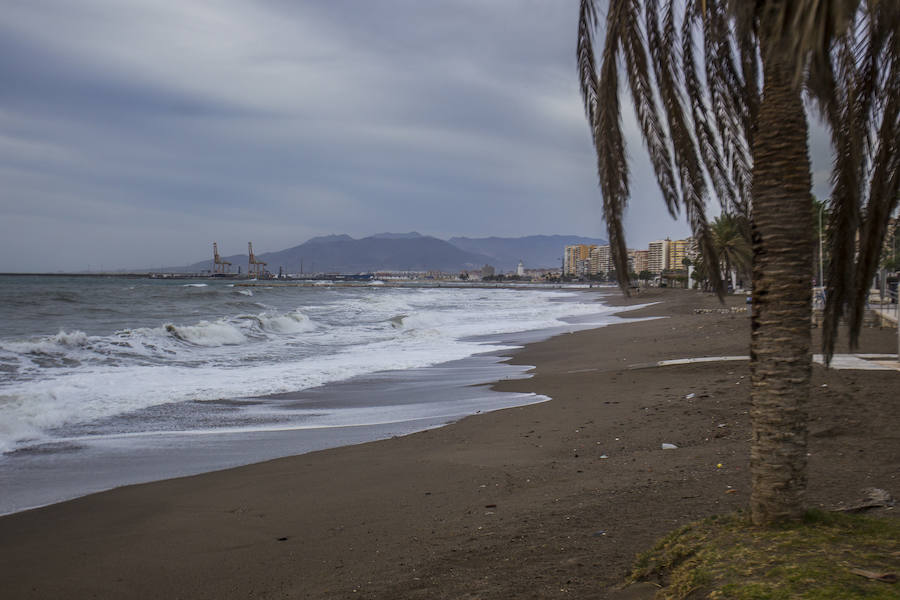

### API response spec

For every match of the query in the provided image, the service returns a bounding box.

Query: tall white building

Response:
[589,245,612,275]
[648,239,670,274]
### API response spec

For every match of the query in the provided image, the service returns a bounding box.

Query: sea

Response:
[0,275,639,515]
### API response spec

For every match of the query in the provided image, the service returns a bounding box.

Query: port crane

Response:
[248,242,267,278]
[212,242,231,274]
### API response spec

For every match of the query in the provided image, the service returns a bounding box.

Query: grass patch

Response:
[629,510,900,599]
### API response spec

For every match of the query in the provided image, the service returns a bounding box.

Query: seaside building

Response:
[589,245,612,276]
[525,267,556,279]
[481,264,495,278]
[631,249,649,274]
[648,239,670,274]
[576,258,592,278]
[667,238,693,271]
[564,244,594,276]
[516,261,525,277]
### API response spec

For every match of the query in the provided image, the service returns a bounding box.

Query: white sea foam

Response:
[182,283,208,288]
[0,286,625,454]
[0,334,518,453]
[0,330,91,355]
[165,321,247,346]
[255,310,315,334]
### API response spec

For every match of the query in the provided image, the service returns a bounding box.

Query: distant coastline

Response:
[0,273,614,290]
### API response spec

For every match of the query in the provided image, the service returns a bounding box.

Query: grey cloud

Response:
[0,1,827,272]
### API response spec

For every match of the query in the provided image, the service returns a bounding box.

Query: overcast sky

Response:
[1,1,834,272]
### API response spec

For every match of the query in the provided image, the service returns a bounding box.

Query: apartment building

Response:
[564,244,594,275]
[589,245,612,275]
[647,239,670,274]
[667,238,693,271]
[631,249,649,274]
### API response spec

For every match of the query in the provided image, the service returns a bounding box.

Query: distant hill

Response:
[180,233,494,274]
[447,235,608,271]
[369,232,424,240]
[170,233,606,275]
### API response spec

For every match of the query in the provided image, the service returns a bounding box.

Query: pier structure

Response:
[248,242,267,279]
[212,242,231,275]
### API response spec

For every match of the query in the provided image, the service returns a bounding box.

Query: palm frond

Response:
[577,0,601,146]
[845,7,900,349]
[822,29,864,361]
[821,1,899,362]
[682,1,734,213]
[620,0,681,219]
[646,0,724,296]
[583,0,633,293]
[702,1,754,220]
[849,94,900,346]
[743,0,859,87]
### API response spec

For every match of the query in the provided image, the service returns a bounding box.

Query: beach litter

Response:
[849,568,897,583]
[839,488,895,513]
[661,443,678,450]
[684,393,695,399]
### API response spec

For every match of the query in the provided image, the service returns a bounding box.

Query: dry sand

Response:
[1,288,897,599]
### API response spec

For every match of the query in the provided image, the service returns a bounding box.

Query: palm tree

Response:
[710,213,751,288]
[578,0,899,525]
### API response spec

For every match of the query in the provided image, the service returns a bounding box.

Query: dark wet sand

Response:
[1,288,897,599]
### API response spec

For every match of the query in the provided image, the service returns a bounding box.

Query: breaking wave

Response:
[0,285,627,455]
[165,321,247,346]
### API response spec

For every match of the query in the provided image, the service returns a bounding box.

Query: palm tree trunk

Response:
[749,45,814,525]
[724,257,732,290]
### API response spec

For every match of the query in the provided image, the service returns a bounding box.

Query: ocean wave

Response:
[0,285,625,455]
[0,330,90,355]
[394,312,449,332]
[254,310,315,334]
[0,306,319,369]
[0,331,521,454]
[51,330,89,347]
[165,321,247,346]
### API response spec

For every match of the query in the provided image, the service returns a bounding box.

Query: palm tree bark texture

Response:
[749,45,814,525]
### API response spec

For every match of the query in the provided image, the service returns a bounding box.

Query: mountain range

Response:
[177,233,608,274]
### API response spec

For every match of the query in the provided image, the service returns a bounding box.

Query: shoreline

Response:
[1,288,897,598]
[0,288,630,516]
[0,352,543,517]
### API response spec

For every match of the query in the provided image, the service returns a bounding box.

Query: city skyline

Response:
[563,235,695,277]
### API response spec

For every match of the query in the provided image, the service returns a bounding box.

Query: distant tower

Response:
[516,260,525,277]
[248,242,267,278]
[212,242,231,274]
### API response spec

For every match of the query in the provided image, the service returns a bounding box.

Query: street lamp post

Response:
[818,201,826,289]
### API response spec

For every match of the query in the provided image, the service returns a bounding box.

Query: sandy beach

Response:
[1,288,897,599]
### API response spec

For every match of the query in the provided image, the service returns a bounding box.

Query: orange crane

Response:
[248,242,267,278]
[213,242,231,274]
